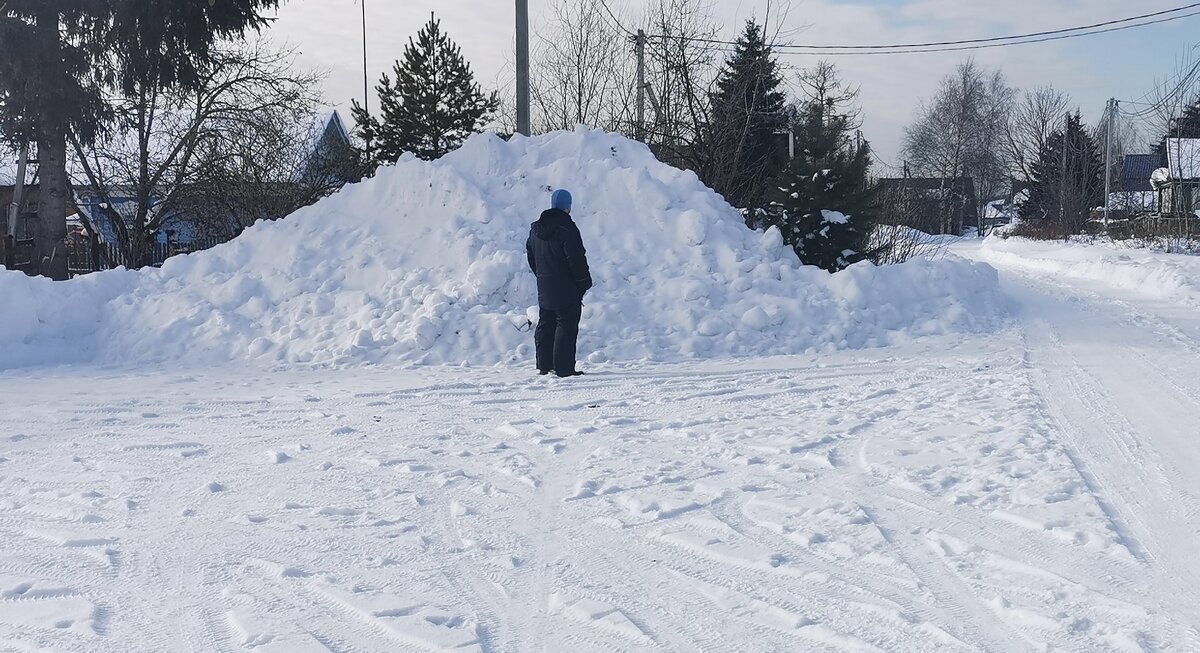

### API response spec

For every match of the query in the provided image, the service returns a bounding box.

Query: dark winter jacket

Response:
[526,208,592,310]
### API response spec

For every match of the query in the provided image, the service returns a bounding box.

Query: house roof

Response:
[324,110,351,143]
[307,110,351,153]
[1121,154,1158,192]
[1165,138,1200,180]
[876,177,978,203]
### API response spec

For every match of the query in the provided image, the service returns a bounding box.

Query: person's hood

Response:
[532,208,572,240]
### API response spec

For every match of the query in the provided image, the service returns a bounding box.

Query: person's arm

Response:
[526,233,537,274]
[560,226,592,293]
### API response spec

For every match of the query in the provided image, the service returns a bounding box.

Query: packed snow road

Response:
[3,245,1200,652]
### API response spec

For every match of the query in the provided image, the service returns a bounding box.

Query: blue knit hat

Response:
[551,189,572,211]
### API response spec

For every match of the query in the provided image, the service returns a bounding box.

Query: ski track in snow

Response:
[3,247,1200,651]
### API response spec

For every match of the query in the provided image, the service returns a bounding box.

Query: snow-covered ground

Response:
[980,236,1200,302]
[3,237,1200,652]
[4,125,1200,651]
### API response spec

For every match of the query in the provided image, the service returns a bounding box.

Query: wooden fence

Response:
[66,234,225,276]
[1094,214,1200,240]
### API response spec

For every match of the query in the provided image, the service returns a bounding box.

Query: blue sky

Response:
[267,0,1199,164]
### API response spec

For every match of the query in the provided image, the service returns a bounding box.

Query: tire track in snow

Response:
[854,502,1031,653]
[989,260,1200,648]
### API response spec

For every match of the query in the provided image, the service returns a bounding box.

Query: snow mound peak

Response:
[1,128,1005,369]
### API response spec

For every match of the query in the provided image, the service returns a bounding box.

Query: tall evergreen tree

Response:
[0,0,281,279]
[352,15,499,166]
[702,20,787,215]
[765,101,877,272]
[1019,112,1103,235]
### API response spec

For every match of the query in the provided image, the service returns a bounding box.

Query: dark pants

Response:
[535,305,581,375]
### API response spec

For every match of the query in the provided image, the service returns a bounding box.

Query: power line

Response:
[646,6,1200,56]
[1115,58,1200,118]
[778,3,1200,50]
[870,149,902,175]
[596,0,635,37]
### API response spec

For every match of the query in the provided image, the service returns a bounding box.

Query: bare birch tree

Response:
[531,0,637,133]
[1145,50,1200,162]
[640,0,722,169]
[1006,86,1071,182]
[903,59,1013,233]
[70,43,329,267]
[796,60,862,130]
[178,110,363,242]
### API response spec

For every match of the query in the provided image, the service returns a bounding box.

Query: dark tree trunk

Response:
[35,131,70,280]
[32,6,70,280]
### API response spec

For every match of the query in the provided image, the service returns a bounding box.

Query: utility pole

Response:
[1060,111,1068,227]
[6,143,28,239]
[360,0,371,159]
[515,0,530,136]
[1103,98,1115,224]
[636,30,646,141]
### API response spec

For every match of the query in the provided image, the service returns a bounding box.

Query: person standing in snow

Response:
[526,189,592,377]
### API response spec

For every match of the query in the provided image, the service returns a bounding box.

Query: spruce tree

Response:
[1019,112,1103,235]
[352,15,499,166]
[764,102,877,272]
[703,21,787,215]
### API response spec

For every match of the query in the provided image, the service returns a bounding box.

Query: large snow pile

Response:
[981,236,1200,303]
[1,128,1005,370]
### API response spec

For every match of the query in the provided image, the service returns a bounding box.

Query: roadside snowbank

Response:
[1,128,1005,370]
[981,236,1200,303]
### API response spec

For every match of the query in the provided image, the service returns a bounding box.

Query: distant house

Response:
[73,189,196,245]
[1107,154,1159,216]
[982,183,1029,231]
[1,184,38,240]
[1122,154,1158,193]
[4,111,359,274]
[2,184,80,274]
[1154,138,1200,216]
[304,110,355,184]
[875,177,979,235]
[2,184,81,237]
[73,110,357,255]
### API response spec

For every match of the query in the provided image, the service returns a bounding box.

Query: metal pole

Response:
[636,30,646,141]
[361,0,371,158]
[1060,112,1068,227]
[7,142,28,238]
[1104,98,1115,224]
[515,0,530,136]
